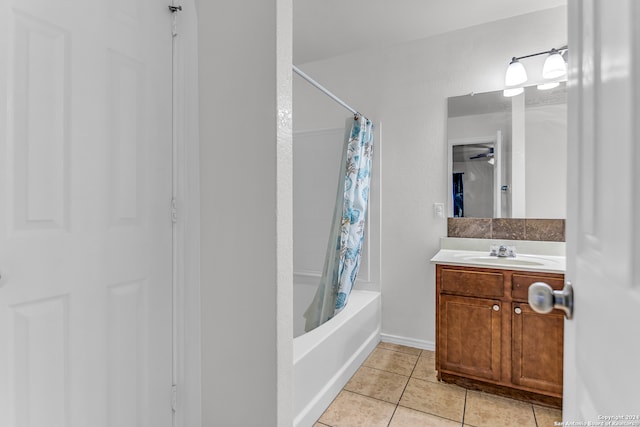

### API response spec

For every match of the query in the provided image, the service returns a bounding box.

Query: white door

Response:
[564,0,640,420]
[0,0,174,426]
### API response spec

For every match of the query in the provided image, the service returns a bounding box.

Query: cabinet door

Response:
[439,295,502,382]
[512,303,563,397]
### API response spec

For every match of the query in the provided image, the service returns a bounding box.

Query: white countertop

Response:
[430,247,566,274]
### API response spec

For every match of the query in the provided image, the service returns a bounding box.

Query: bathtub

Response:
[293,284,381,427]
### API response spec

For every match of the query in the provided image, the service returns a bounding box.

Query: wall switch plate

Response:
[433,202,445,219]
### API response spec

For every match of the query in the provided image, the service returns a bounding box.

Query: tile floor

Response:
[314,342,562,427]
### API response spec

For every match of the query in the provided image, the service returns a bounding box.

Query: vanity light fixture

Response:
[503,45,568,97]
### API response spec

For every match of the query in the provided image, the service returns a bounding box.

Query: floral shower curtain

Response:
[304,116,374,332]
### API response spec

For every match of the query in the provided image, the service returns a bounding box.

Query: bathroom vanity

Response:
[431,241,566,408]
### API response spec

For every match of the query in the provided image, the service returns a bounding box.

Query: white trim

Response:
[294,269,322,278]
[380,333,435,351]
[172,2,201,426]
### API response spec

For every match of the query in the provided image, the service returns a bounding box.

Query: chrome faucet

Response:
[490,244,516,258]
[497,245,508,257]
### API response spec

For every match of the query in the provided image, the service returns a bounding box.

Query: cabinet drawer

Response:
[440,268,504,298]
[511,273,564,301]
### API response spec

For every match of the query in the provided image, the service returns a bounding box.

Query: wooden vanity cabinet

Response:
[436,264,564,406]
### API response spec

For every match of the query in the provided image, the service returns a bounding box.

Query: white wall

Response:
[293,128,345,278]
[196,1,293,426]
[293,7,567,347]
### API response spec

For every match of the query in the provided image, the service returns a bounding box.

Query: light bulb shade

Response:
[505,59,527,86]
[537,81,560,90]
[542,52,567,79]
[503,87,524,97]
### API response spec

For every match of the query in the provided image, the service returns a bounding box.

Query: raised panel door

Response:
[438,294,502,382]
[0,0,174,426]
[512,303,563,397]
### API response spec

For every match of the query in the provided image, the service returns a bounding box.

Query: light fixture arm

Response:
[513,45,568,62]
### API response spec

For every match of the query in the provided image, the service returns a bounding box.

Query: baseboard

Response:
[380,333,435,351]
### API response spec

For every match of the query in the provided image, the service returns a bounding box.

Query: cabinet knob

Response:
[493,304,500,311]
[514,307,522,315]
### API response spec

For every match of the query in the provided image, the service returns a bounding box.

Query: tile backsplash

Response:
[447,218,565,242]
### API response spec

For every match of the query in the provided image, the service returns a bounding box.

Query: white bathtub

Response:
[293,285,381,427]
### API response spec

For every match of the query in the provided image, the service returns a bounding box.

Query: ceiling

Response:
[293,0,566,64]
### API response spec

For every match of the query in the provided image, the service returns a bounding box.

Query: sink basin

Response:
[459,256,546,267]
[448,252,560,268]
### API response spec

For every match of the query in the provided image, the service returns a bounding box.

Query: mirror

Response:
[447,83,567,218]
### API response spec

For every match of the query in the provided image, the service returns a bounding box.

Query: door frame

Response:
[447,132,503,218]
[171,2,201,426]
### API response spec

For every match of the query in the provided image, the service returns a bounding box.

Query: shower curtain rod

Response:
[293,65,363,119]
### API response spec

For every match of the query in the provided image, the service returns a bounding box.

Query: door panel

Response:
[0,0,174,426]
[566,0,640,419]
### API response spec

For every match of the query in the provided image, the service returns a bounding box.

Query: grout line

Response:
[387,347,421,427]
[532,404,538,427]
[461,389,467,426]
[341,388,400,406]
[395,402,467,425]
[407,351,419,378]
[386,405,399,427]
[360,363,412,378]
[377,342,423,357]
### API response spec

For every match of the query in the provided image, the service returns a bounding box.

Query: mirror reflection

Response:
[447,83,567,218]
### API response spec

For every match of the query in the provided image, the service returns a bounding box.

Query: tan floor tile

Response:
[463,391,536,427]
[377,341,423,356]
[313,423,330,427]
[364,347,419,376]
[319,390,396,427]
[412,351,438,382]
[533,405,563,427]
[390,406,461,427]
[344,366,410,404]
[399,378,466,422]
